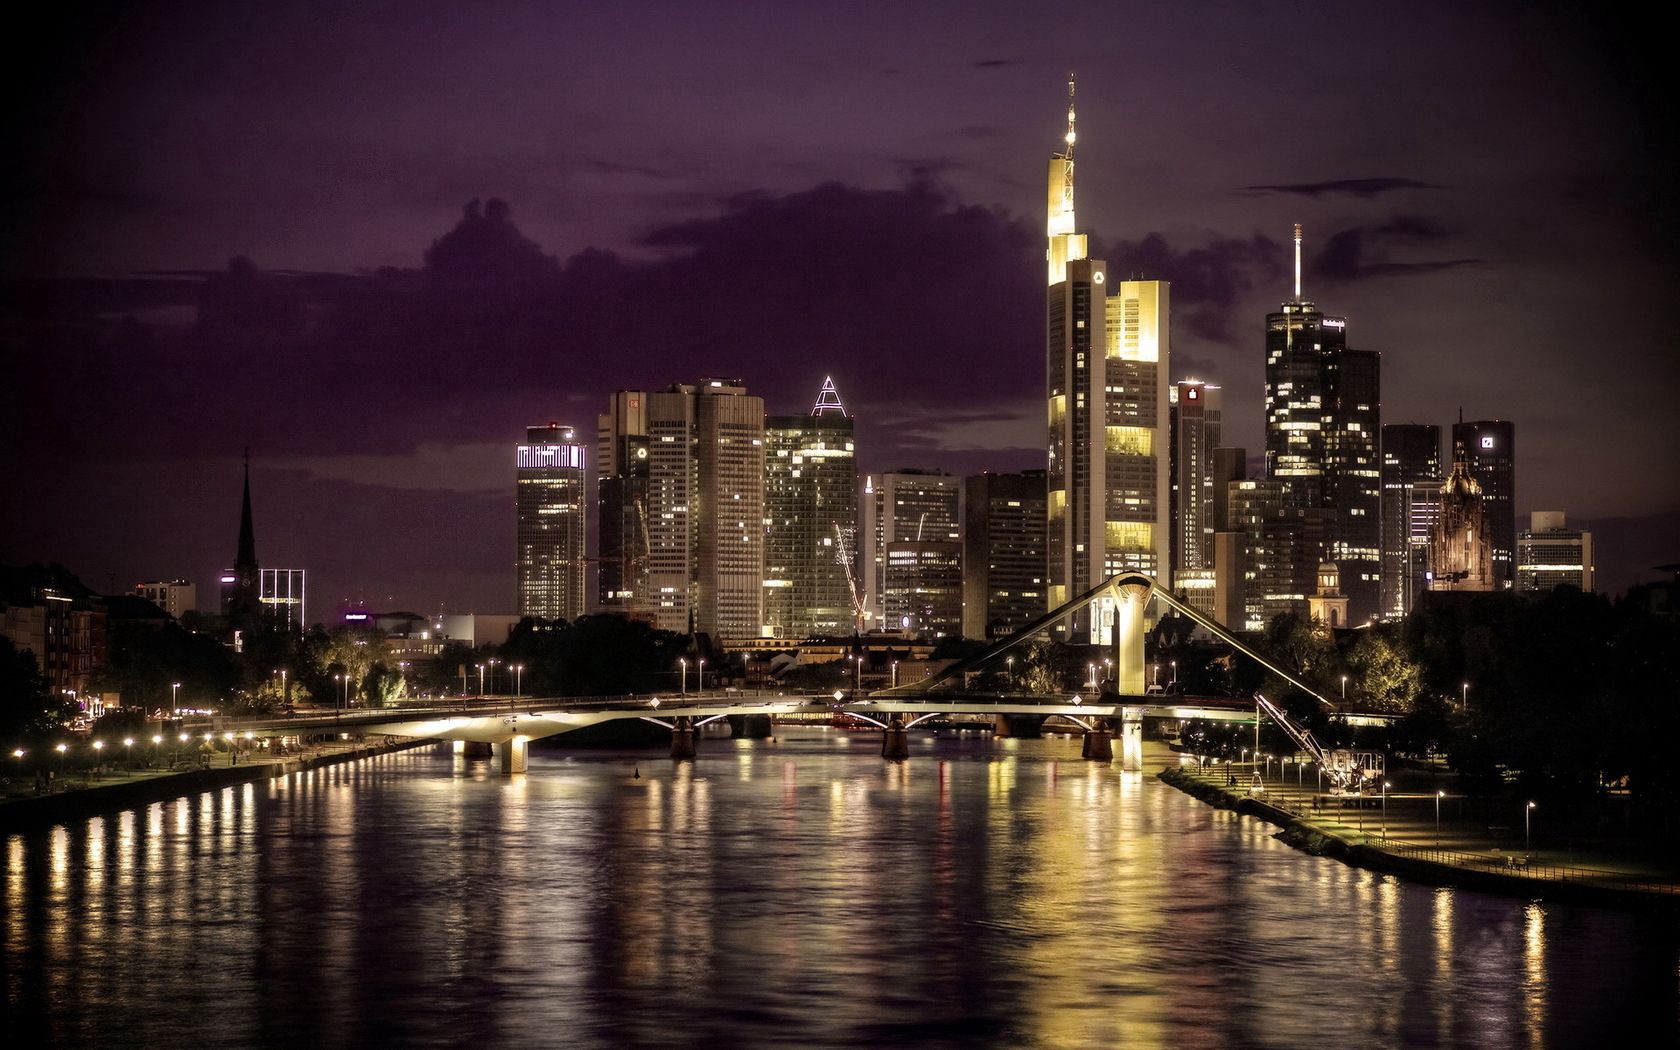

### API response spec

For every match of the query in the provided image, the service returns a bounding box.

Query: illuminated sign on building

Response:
[1480,436,1495,449]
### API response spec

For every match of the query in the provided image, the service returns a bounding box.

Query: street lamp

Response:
[1526,801,1537,855]
[92,740,104,776]
[891,660,898,688]
[1340,675,1347,701]
[513,663,524,697]
[1103,658,1112,689]
[171,681,181,717]
[1006,656,1014,689]
[1461,681,1469,710]
[1087,662,1096,688]
[1435,790,1445,849]
[679,657,688,696]
[1381,781,1391,841]
[698,658,707,693]
[488,658,501,695]
[852,655,861,696]
[1170,660,1177,687]
[475,664,485,696]
[123,737,134,770]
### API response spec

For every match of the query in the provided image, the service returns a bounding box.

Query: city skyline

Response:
[4,3,1676,612]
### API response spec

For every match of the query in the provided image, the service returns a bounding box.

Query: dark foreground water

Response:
[4,732,1677,1049]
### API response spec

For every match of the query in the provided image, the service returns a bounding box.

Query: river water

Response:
[4,731,1676,1049]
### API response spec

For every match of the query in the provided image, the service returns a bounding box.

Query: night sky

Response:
[4,1,1676,614]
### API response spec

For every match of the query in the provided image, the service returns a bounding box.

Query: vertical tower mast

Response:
[1293,222,1303,301]
[1046,72,1087,285]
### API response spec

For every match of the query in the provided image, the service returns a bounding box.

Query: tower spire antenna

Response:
[1293,222,1303,301]
[1064,71,1077,162]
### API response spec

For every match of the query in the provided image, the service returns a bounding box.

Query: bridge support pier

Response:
[457,740,492,759]
[497,736,528,775]
[1120,710,1144,772]
[671,717,697,760]
[881,717,909,760]
[1082,720,1113,762]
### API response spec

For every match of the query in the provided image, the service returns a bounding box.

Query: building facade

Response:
[764,378,858,639]
[1379,423,1442,619]
[1169,379,1222,575]
[1044,82,1169,642]
[861,470,962,636]
[1451,419,1516,590]
[962,470,1047,641]
[1263,226,1380,623]
[136,579,196,619]
[1516,511,1594,594]
[597,380,765,641]
[515,423,588,621]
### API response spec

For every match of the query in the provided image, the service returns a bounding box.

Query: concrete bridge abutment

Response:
[496,737,528,774]
[671,717,697,759]
[1081,720,1113,762]
[1120,710,1144,771]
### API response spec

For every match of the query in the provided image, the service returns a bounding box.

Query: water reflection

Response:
[2,737,1676,1049]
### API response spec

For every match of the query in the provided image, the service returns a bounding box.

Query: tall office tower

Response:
[1210,446,1248,532]
[259,568,307,630]
[1517,512,1594,594]
[597,380,765,640]
[515,423,588,621]
[1044,77,1170,642]
[1263,225,1381,622]
[1379,424,1442,619]
[1451,418,1516,589]
[1429,437,1494,592]
[963,470,1048,641]
[764,378,858,639]
[220,457,263,636]
[1169,379,1222,574]
[1227,478,1329,633]
[861,470,962,635]
[136,580,196,618]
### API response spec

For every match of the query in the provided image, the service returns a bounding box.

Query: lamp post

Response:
[680,657,688,696]
[1461,681,1469,711]
[1435,790,1445,849]
[1340,675,1347,701]
[171,681,181,718]
[1087,662,1096,689]
[151,735,162,768]
[92,739,104,777]
[852,656,861,696]
[1526,801,1537,855]
[476,664,485,697]
[1102,658,1111,689]
[488,658,500,695]
[1006,656,1014,689]
[123,737,134,771]
[891,660,898,688]
[698,658,706,693]
[1381,780,1391,841]
[513,663,524,697]
[1170,660,1177,687]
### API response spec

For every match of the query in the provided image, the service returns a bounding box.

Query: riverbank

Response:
[1158,764,1680,908]
[0,737,431,832]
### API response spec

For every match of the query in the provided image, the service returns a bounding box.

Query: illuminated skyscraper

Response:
[764,378,857,639]
[515,423,587,621]
[1379,423,1442,618]
[136,580,196,618]
[1044,76,1170,641]
[1263,225,1381,622]
[1451,418,1516,590]
[963,470,1047,641]
[1169,379,1222,574]
[597,380,764,641]
[861,470,962,636]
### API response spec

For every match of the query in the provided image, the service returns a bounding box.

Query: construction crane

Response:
[1255,692,1384,795]
[833,523,867,633]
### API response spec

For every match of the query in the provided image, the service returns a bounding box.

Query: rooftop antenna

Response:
[1064,72,1077,161]
[1293,223,1303,301]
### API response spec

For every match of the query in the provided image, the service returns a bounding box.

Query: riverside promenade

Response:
[0,736,428,830]
[1161,758,1680,904]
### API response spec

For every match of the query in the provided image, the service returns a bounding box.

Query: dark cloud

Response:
[973,59,1012,68]
[1090,232,1286,341]
[1311,215,1481,281]
[1239,177,1443,199]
